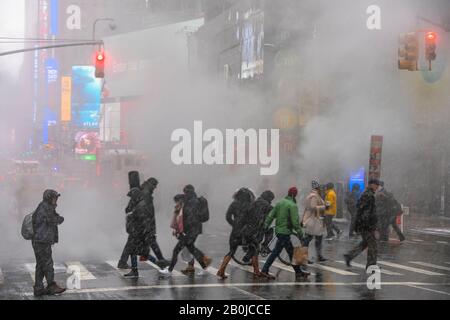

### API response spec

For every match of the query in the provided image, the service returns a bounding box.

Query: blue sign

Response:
[45,58,59,84]
[50,0,59,36]
[71,66,102,129]
[349,167,365,196]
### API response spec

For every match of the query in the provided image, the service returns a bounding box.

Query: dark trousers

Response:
[348,209,357,236]
[389,216,405,241]
[378,215,391,241]
[346,230,377,268]
[119,235,159,266]
[302,234,323,259]
[324,215,340,237]
[261,234,301,274]
[32,241,54,289]
[169,234,205,272]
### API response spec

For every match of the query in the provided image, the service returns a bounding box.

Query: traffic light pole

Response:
[0,41,103,57]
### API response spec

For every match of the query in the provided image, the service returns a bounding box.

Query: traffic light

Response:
[425,32,437,61]
[398,32,418,71]
[95,51,105,78]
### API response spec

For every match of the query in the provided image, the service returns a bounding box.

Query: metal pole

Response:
[0,41,102,57]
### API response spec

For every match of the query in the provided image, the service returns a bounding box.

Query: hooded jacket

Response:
[182,190,202,237]
[302,189,326,236]
[241,191,274,237]
[32,190,64,244]
[226,188,254,236]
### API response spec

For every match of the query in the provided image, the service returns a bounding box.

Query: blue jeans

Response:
[130,254,157,269]
[261,234,301,274]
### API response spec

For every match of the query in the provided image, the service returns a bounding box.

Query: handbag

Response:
[293,246,309,265]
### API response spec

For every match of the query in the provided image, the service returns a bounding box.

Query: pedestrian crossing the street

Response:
[2,257,450,290]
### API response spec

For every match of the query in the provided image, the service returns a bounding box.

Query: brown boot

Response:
[181,263,195,275]
[251,256,263,277]
[216,255,231,279]
[203,255,212,268]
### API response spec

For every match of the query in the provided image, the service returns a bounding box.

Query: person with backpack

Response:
[159,185,212,276]
[29,190,66,297]
[260,187,310,280]
[217,190,275,279]
[344,179,379,269]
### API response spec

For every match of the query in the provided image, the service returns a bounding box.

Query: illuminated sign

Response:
[61,77,72,121]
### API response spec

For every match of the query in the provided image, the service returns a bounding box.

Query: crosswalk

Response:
[2,258,450,286]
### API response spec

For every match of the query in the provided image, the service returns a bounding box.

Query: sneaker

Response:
[324,236,335,241]
[343,254,352,267]
[158,267,172,277]
[307,259,314,265]
[124,269,139,278]
[336,230,343,238]
[46,282,66,295]
[117,262,131,269]
[317,256,328,263]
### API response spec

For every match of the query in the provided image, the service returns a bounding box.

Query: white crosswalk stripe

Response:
[145,261,183,276]
[65,261,96,280]
[436,241,448,244]
[335,261,402,275]
[409,261,450,272]
[105,260,122,271]
[229,261,255,274]
[310,263,359,276]
[378,261,444,276]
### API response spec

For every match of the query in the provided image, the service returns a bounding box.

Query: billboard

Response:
[240,9,264,79]
[74,131,100,155]
[369,135,383,180]
[71,66,102,128]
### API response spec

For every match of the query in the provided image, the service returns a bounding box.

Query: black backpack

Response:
[197,196,210,223]
[387,193,402,216]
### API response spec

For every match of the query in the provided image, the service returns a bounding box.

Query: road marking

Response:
[409,261,450,272]
[21,281,450,296]
[65,261,96,280]
[231,286,266,300]
[335,261,402,275]
[310,263,359,276]
[378,261,444,276]
[436,241,448,244]
[406,284,450,296]
[145,261,183,277]
[411,239,423,242]
[229,261,255,274]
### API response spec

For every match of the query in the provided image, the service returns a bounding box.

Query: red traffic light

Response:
[96,52,105,62]
[426,32,436,41]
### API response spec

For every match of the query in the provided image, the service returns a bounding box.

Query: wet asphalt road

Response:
[1,224,450,300]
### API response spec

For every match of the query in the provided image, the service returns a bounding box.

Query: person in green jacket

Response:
[260,187,310,280]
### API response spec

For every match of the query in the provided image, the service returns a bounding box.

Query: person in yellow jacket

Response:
[324,183,342,240]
